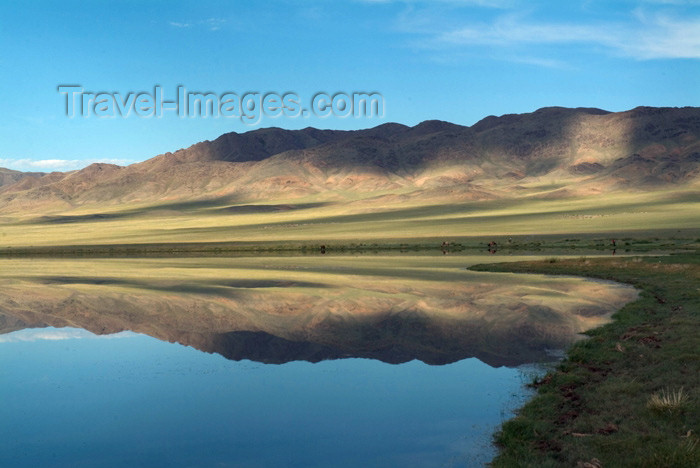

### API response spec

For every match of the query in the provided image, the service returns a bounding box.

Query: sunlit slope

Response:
[0,188,697,247]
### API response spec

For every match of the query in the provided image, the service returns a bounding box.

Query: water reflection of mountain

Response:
[0,260,637,367]
[0,310,581,367]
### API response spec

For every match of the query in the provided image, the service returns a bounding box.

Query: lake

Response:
[0,255,637,467]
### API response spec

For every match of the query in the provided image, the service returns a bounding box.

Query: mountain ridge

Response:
[1,106,699,215]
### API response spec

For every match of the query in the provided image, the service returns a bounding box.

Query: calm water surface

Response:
[0,329,537,467]
[0,255,637,467]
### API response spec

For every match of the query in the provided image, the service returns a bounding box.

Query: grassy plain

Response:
[0,189,698,252]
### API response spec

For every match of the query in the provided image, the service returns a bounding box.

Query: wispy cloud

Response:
[400,7,700,63]
[437,17,617,47]
[440,13,700,59]
[203,17,226,31]
[359,0,513,6]
[168,17,227,32]
[168,21,191,28]
[506,55,572,69]
[641,0,700,4]
[0,158,132,172]
[625,12,700,59]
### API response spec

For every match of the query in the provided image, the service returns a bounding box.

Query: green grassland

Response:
[471,252,700,467]
[0,188,699,253]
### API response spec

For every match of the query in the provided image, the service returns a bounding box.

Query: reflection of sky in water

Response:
[0,328,535,468]
[0,327,136,343]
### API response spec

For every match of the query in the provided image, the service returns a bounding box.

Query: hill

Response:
[0,167,45,188]
[0,106,699,248]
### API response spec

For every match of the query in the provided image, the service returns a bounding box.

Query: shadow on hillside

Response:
[161,193,690,236]
[411,106,698,186]
[23,199,330,225]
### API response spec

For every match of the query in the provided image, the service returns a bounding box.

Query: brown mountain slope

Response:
[1,106,699,214]
[0,168,45,188]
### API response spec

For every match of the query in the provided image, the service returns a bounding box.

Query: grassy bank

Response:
[471,252,700,467]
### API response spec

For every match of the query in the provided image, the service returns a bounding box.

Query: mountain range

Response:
[2,106,699,215]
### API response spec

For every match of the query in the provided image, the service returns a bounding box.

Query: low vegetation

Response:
[0,186,698,251]
[471,252,700,467]
[648,387,690,415]
[0,229,698,257]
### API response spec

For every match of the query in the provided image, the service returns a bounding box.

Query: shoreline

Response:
[0,235,696,257]
[470,252,700,467]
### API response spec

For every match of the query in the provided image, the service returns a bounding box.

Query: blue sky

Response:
[0,0,698,171]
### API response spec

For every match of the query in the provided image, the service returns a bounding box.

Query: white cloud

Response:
[641,0,700,4]
[0,158,132,172]
[203,17,226,31]
[168,21,192,28]
[624,13,700,59]
[437,17,620,46]
[414,10,700,61]
[506,55,572,69]
[360,0,513,6]
[168,17,227,31]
